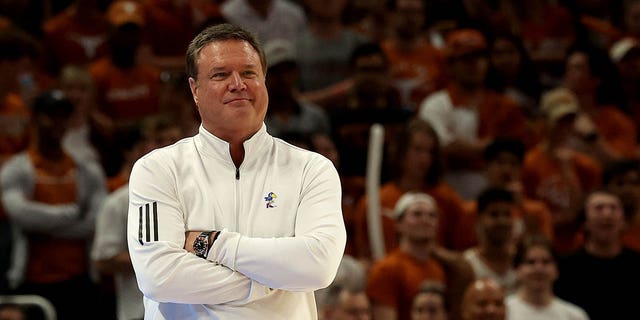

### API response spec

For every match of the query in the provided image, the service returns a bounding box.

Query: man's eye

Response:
[243,71,257,77]
[212,72,227,79]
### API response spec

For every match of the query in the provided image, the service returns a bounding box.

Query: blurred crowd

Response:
[1,0,640,319]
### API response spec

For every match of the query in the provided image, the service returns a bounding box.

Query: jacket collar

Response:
[196,123,271,167]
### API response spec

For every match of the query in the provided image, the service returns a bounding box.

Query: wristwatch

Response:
[194,231,214,258]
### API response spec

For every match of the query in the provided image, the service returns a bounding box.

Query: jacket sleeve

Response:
[208,156,347,291]
[0,155,80,232]
[127,155,272,305]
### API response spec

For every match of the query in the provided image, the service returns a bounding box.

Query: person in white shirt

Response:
[463,188,518,294]
[506,235,589,320]
[127,23,346,319]
[221,0,306,45]
[93,184,144,320]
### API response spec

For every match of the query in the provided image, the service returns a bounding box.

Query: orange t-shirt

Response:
[26,148,87,284]
[522,145,602,213]
[367,249,446,320]
[522,144,601,254]
[0,93,30,166]
[353,182,467,259]
[381,37,446,109]
[42,7,110,67]
[89,57,161,122]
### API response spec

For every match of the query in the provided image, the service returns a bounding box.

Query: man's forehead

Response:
[199,40,260,60]
[588,191,618,201]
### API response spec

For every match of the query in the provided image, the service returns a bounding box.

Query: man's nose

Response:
[229,72,247,91]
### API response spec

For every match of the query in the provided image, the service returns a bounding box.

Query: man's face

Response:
[490,38,521,80]
[477,201,514,246]
[563,52,598,94]
[397,201,439,242]
[36,112,71,145]
[486,152,521,188]
[450,53,489,87]
[189,40,268,141]
[330,291,371,320]
[516,246,557,293]
[462,281,506,320]
[585,192,626,244]
[402,130,435,179]
[411,292,447,320]
[353,54,388,94]
[265,61,297,103]
[394,0,425,38]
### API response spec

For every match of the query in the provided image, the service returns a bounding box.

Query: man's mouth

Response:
[224,97,251,104]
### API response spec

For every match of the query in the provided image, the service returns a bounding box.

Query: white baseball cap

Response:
[393,192,437,219]
[264,38,297,68]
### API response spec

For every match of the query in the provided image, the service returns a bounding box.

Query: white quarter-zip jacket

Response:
[127,124,346,319]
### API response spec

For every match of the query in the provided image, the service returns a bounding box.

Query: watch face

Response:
[194,236,208,257]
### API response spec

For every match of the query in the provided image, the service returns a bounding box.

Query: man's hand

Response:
[184,231,201,253]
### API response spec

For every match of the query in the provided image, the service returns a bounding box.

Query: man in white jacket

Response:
[127,23,346,319]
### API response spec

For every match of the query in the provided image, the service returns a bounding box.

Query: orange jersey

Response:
[89,57,161,121]
[0,93,30,165]
[522,145,602,214]
[25,148,87,284]
[381,38,446,109]
[366,249,446,320]
[522,145,601,254]
[43,7,110,67]
[353,182,467,259]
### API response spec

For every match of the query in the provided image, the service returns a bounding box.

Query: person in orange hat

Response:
[418,28,536,201]
[88,0,162,177]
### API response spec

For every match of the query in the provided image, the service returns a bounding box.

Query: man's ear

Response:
[188,77,199,106]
